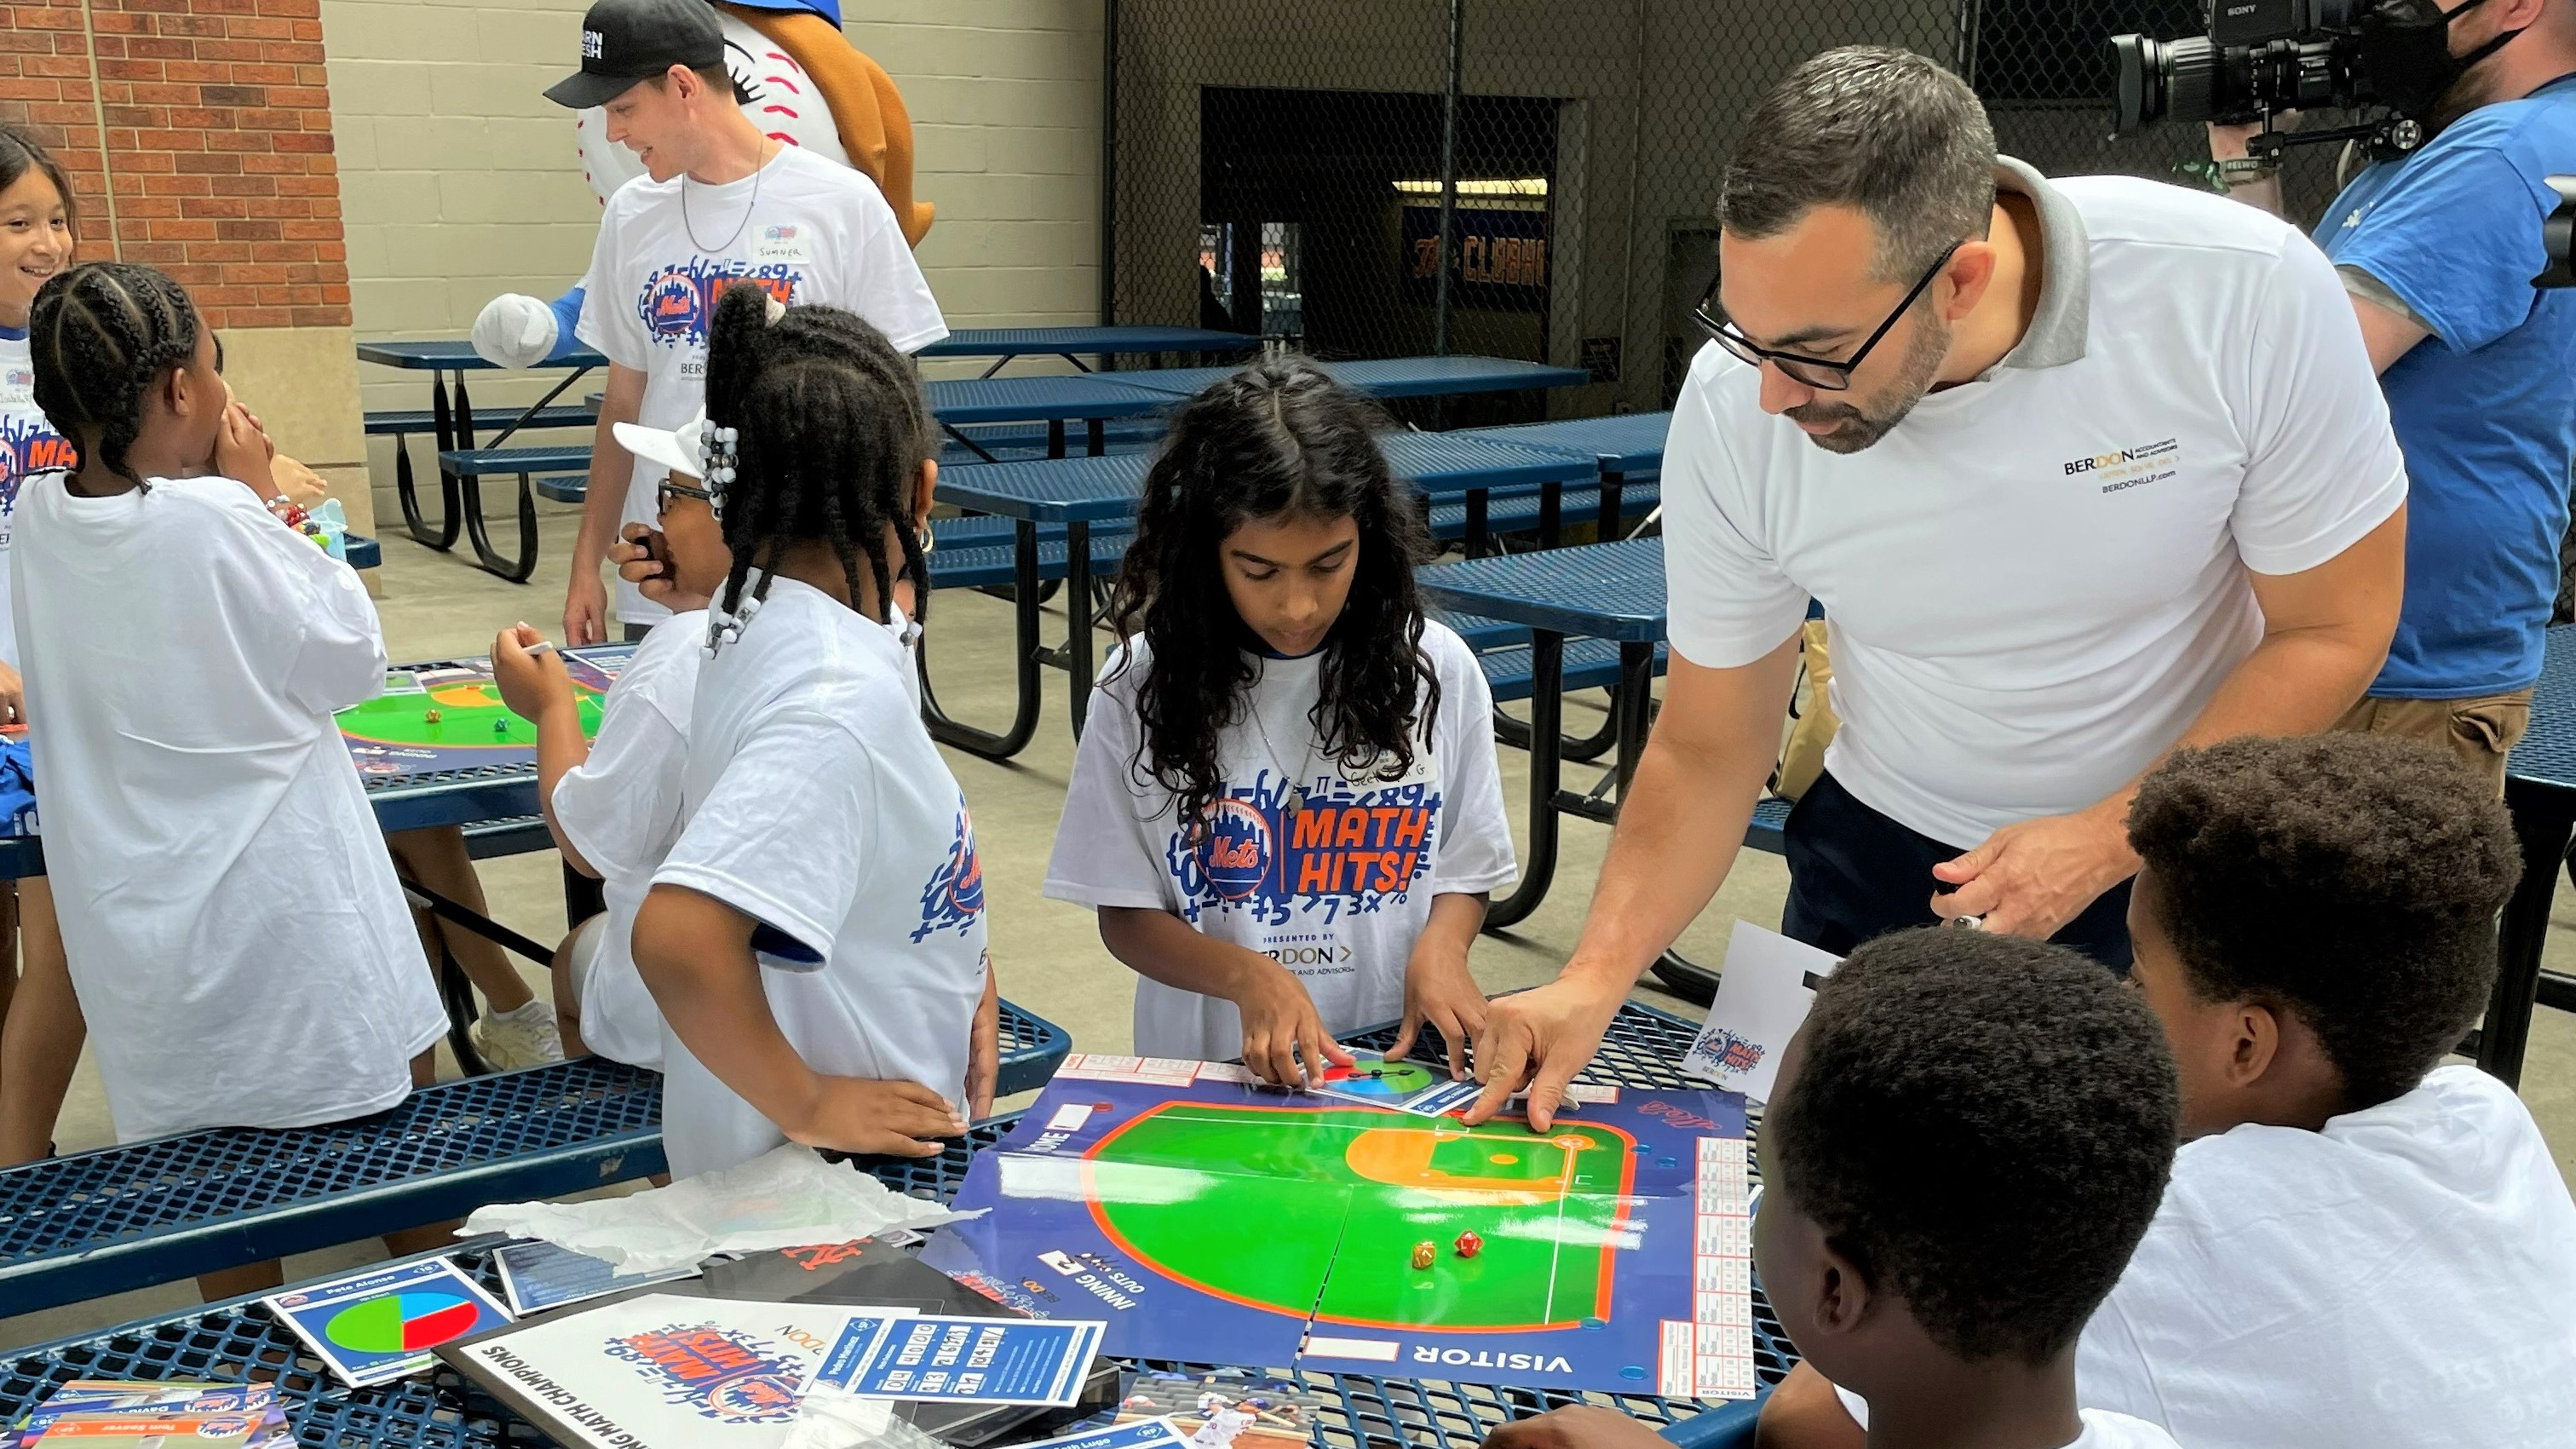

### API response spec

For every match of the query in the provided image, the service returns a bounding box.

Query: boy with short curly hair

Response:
[1759,732,2576,1449]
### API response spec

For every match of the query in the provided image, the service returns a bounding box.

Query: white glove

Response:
[471,293,560,369]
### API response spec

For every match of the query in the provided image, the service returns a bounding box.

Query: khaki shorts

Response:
[2332,689,2533,796]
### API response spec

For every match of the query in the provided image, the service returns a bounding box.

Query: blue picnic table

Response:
[0,1001,1785,1449]
[919,325,1256,377]
[1452,411,1673,538]
[923,434,1601,758]
[355,342,608,579]
[1416,538,1763,1002]
[2485,624,2576,1086]
[1102,354,1592,401]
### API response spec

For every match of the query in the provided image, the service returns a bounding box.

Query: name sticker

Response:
[752,224,813,267]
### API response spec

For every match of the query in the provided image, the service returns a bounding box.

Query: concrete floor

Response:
[5,492,2572,1350]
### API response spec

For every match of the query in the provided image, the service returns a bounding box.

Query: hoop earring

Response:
[917,523,936,556]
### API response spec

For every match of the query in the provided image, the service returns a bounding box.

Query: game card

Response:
[264,1256,513,1387]
[494,1239,699,1316]
[814,1314,1103,1406]
[1682,920,1843,1101]
[1308,1054,1482,1117]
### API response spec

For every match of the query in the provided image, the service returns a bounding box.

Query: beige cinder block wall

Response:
[323,0,1106,521]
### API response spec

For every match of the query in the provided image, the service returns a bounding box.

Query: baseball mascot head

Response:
[471,0,930,367]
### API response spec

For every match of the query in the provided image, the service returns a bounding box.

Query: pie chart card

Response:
[265,1256,514,1387]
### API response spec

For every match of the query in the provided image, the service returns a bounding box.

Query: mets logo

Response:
[911,802,985,941]
[1198,797,1273,901]
[635,262,801,347]
[1699,1028,1766,1075]
[606,1324,805,1423]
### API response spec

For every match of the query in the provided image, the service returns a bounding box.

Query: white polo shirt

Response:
[1665,159,2406,846]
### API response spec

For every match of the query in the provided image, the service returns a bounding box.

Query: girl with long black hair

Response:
[1045,357,1515,1086]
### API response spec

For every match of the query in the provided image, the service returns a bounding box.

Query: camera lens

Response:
[2112,33,2165,131]
[2163,37,2227,124]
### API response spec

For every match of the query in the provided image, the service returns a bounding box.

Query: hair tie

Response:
[698,420,739,520]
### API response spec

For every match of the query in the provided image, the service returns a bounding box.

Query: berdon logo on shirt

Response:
[2061,436,2182,495]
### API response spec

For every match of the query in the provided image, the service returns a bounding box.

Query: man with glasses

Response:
[1466,46,2407,1130]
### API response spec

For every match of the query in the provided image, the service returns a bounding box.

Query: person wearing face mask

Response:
[2210,0,2576,792]
[1465,47,2411,1132]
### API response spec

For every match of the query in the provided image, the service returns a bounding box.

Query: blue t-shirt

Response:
[2316,78,2576,698]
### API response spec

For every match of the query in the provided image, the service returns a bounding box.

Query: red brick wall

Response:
[0,0,349,331]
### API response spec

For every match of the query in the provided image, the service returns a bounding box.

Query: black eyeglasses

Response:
[657,478,714,513]
[1693,241,1963,392]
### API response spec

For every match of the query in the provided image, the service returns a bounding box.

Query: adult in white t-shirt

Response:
[1469,47,2406,1130]
[1044,623,1518,1064]
[542,0,945,645]
[647,578,985,1178]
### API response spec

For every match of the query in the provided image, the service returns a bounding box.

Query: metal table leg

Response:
[402,371,464,550]
[921,520,1045,759]
[1598,469,1626,538]
[1086,419,1107,457]
[462,471,542,582]
[1485,631,1563,930]
[2484,781,2575,1086]
[1538,480,1562,550]
[1065,520,1096,739]
[1047,421,1067,460]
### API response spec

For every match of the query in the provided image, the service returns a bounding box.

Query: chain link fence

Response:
[1105,0,2349,417]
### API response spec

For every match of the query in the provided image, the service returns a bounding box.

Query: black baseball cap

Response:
[543,0,724,111]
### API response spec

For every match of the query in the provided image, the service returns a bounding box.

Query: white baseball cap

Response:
[612,405,707,481]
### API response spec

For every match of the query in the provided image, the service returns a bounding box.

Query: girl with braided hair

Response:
[1043,358,1515,1088]
[9,263,446,1182]
[630,285,990,1176]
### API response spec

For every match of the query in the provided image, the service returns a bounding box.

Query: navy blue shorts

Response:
[1780,771,2133,969]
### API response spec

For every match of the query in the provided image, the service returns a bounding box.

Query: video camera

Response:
[2113,1,2426,161]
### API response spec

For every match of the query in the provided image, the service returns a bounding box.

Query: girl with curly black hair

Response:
[632,285,993,1177]
[1045,357,1516,1087]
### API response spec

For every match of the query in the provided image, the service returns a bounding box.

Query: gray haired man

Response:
[1467,47,2410,1129]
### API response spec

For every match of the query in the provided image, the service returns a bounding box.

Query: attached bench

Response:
[924,527,1133,592]
[0,1004,1073,1318]
[1427,481,1662,543]
[432,444,594,584]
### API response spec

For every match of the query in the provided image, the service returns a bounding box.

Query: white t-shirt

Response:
[10,474,446,1141]
[1043,622,1517,1061]
[548,611,707,1070]
[1665,161,2406,845]
[651,579,985,1178]
[2078,1065,2576,1446]
[576,143,947,626]
[0,329,72,668]
[1832,1067,2576,1446]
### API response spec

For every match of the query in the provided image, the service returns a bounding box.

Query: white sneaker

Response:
[474,999,565,1072]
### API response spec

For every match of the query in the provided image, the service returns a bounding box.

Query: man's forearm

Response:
[1563,731,1770,991]
[2074,616,2393,864]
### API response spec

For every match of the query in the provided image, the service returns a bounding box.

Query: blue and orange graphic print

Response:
[0,404,70,549]
[912,800,986,942]
[636,260,802,348]
[1169,772,1441,927]
[604,1323,805,1422]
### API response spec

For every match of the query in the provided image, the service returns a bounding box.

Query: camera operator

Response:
[2211,0,2576,791]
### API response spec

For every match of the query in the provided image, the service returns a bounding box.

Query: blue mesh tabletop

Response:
[919,327,1256,359]
[1455,413,1676,477]
[1418,538,1669,643]
[0,1003,1779,1448]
